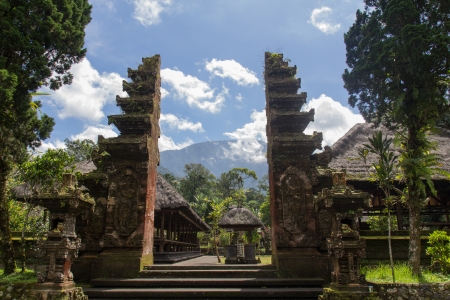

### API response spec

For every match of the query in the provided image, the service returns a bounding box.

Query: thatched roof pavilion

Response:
[329,123,450,181]
[219,206,264,231]
[329,123,450,227]
[155,175,210,231]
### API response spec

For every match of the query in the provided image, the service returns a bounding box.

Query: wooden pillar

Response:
[167,213,172,252]
[176,218,181,251]
[189,225,192,251]
[159,212,165,252]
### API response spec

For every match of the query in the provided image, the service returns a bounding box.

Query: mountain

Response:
[158,140,268,184]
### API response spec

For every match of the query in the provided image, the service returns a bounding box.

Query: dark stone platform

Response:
[153,251,203,263]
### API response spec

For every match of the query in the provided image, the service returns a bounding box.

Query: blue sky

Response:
[37,0,365,163]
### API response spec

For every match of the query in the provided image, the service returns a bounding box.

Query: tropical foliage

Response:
[343,0,450,275]
[0,0,92,274]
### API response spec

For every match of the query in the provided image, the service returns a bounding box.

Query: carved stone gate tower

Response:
[77,55,161,279]
[265,52,329,278]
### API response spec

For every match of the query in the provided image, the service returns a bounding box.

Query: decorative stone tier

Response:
[267,92,307,111]
[108,113,153,134]
[116,96,155,114]
[268,110,315,133]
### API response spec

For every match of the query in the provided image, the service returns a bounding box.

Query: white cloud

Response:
[133,0,172,26]
[223,110,267,163]
[235,93,243,102]
[205,59,259,86]
[161,87,169,99]
[309,6,341,34]
[40,59,127,122]
[91,0,115,11]
[161,68,226,113]
[71,125,118,142]
[160,114,204,132]
[38,140,66,153]
[222,95,364,162]
[159,134,194,152]
[302,94,364,147]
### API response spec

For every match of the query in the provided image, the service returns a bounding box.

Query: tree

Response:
[217,168,258,198]
[179,163,216,204]
[359,131,399,283]
[343,0,450,275]
[64,138,96,162]
[15,149,75,271]
[0,0,92,274]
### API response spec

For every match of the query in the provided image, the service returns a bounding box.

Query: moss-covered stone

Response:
[319,287,380,300]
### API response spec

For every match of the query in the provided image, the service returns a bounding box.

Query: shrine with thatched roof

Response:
[329,123,450,229]
[219,206,263,264]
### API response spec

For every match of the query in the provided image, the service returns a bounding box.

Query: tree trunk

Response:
[406,126,423,276]
[20,205,33,272]
[0,169,16,274]
[387,203,395,283]
[213,229,221,263]
[408,200,422,275]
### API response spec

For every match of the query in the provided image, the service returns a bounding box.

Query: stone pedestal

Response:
[225,244,258,264]
[32,174,93,299]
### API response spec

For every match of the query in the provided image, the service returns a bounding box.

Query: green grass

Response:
[0,269,37,284]
[361,263,450,284]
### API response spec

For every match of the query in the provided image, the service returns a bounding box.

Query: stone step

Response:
[83,287,323,299]
[139,269,277,278]
[143,264,276,270]
[90,277,325,288]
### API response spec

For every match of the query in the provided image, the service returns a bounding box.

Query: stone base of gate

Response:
[92,248,142,278]
[275,248,331,282]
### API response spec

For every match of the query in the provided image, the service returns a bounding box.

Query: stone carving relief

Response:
[281,171,310,234]
[113,174,139,236]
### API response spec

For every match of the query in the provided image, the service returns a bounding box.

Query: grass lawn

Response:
[362,263,450,284]
[0,269,37,284]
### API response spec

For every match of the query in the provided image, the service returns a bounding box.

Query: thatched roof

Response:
[329,123,450,180]
[218,206,263,231]
[155,174,210,231]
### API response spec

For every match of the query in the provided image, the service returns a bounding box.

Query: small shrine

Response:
[316,170,374,297]
[13,173,93,299]
[219,206,263,264]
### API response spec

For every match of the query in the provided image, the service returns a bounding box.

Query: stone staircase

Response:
[84,264,324,299]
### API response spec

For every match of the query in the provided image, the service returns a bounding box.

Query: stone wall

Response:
[374,282,450,300]
[0,283,87,300]
[361,230,450,263]
[319,282,450,300]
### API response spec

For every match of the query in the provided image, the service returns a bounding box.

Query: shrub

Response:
[426,230,450,274]
[367,215,397,231]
